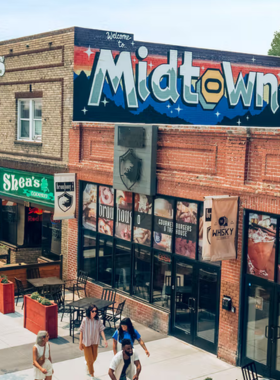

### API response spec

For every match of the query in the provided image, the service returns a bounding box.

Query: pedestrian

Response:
[33,330,54,380]
[79,304,108,378]
[112,317,150,357]
[109,339,141,380]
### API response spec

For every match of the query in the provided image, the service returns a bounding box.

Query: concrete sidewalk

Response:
[0,297,244,380]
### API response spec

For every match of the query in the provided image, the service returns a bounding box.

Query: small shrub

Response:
[30,292,41,300]
[204,378,213,380]
[0,275,9,284]
[40,297,52,306]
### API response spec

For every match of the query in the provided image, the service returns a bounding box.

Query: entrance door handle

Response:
[192,298,196,311]
[188,297,194,311]
[270,326,275,342]
[265,325,269,338]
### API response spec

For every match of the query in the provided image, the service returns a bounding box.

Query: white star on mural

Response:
[175,105,182,114]
[201,66,205,70]
[215,111,220,117]
[101,98,109,107]
[252,57,256,62]
[171,111,173,113]
[246,116,250,120]
[84,46,94,59]
[131,41,135,46]
[82,107,88,114]
[237,119,241,125]
[133,58,137,63]
[148,62,154,69]
[167,104,171,109]
[277,73,280,77]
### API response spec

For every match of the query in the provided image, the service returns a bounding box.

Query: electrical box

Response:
[222,295,232,311]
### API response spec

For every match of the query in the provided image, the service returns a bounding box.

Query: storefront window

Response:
[175,201,197,259]
[133,194,152,247]
[153,252,172,309]
[1,200,17,245]
[98,237,113,285]
[115,191,132,241]
[82,230,96,280]
[25,207,42,247]
[42,212,61,260]
[153,197,174,253]
[134,246,151,301]
[115,241,131,293]
[98,186,114,236]
[247,212,276,281]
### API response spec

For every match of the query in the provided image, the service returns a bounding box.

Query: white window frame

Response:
[17,98,42,142]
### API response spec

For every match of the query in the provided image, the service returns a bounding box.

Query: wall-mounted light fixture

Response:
[48,42,52,47]
[9,49,13,54]
[26,44,29,48]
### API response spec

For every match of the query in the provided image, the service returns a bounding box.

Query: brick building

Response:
[1,27,280,378]
[0,28,75,275]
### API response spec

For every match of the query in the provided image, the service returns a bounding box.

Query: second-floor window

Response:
[17,99,42,141]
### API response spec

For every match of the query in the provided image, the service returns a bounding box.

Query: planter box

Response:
[0,281,15,314]
[24,295,58,339]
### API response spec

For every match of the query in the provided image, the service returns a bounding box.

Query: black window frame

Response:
[78,181,219,310]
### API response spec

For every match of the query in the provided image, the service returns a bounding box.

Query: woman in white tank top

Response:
[33,331,54,380]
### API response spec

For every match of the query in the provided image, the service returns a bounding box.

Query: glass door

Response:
[194,267,219,353]
[271,290,280,379]
[171,259,220,354]
[172,261,194,344]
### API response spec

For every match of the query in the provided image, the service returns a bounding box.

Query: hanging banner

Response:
[54,173,76,220]
[210,196,238,261]
[202,197,212,261]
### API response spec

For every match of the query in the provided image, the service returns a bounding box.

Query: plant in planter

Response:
[0,275,9,284]
[0,275,15,314]
[204,378,213,380]
[24,293,58,339]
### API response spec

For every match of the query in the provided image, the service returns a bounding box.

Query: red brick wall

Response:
[68,122,280,365]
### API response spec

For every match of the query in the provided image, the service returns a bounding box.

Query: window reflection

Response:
[82,229,96,280]
[152,252,172,309]
[98,238,113,286]
[134,247,151,301]
[115,241,131,293]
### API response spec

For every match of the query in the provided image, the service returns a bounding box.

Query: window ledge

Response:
[14,140,42,146]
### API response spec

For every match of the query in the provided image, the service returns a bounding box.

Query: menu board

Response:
[98,186,114,236]
[153,197,174,252]
[115,190,133,241]
[247,213,276,281]
[175,201,197,258]
[133,194,152,246]
[82,184,97,231]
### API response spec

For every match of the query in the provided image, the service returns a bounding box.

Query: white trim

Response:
[17,98,42,141]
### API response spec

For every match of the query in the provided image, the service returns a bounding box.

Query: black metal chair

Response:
[53,288,72,321]
[104,300,126,329]
[41,284,63,301]
[14,277,34,309]
[26,268,40,279]
[101,288,117,312]
[70,308,84,343]
[65,270,88,300]
[241,362,258,380]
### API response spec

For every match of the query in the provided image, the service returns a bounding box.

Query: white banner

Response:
[211,196,238,261]
[54,173,76,220]
[202,195,233,261]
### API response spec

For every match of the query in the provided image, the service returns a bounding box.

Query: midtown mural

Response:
[74,28,280,127]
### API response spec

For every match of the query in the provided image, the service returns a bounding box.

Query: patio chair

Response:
[41,284,63,301]
[70,308,85,343]
[14,277,34,309]
[65,270,88,300]
[53,288,72,321]
[101,287,117,313]
[241,361,259,380]
[26,268,40,279]
[104,300,126,329]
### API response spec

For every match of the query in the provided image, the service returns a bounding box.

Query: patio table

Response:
[27,277,65,288]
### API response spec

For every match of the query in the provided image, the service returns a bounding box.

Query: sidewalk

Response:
[0,297,243,380]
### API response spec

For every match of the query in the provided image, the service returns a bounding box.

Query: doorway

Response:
[171,258,220,354]
[242,277,280,379]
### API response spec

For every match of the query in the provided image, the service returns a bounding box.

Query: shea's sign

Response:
[74,28,280,127]
[0,168,54,207]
